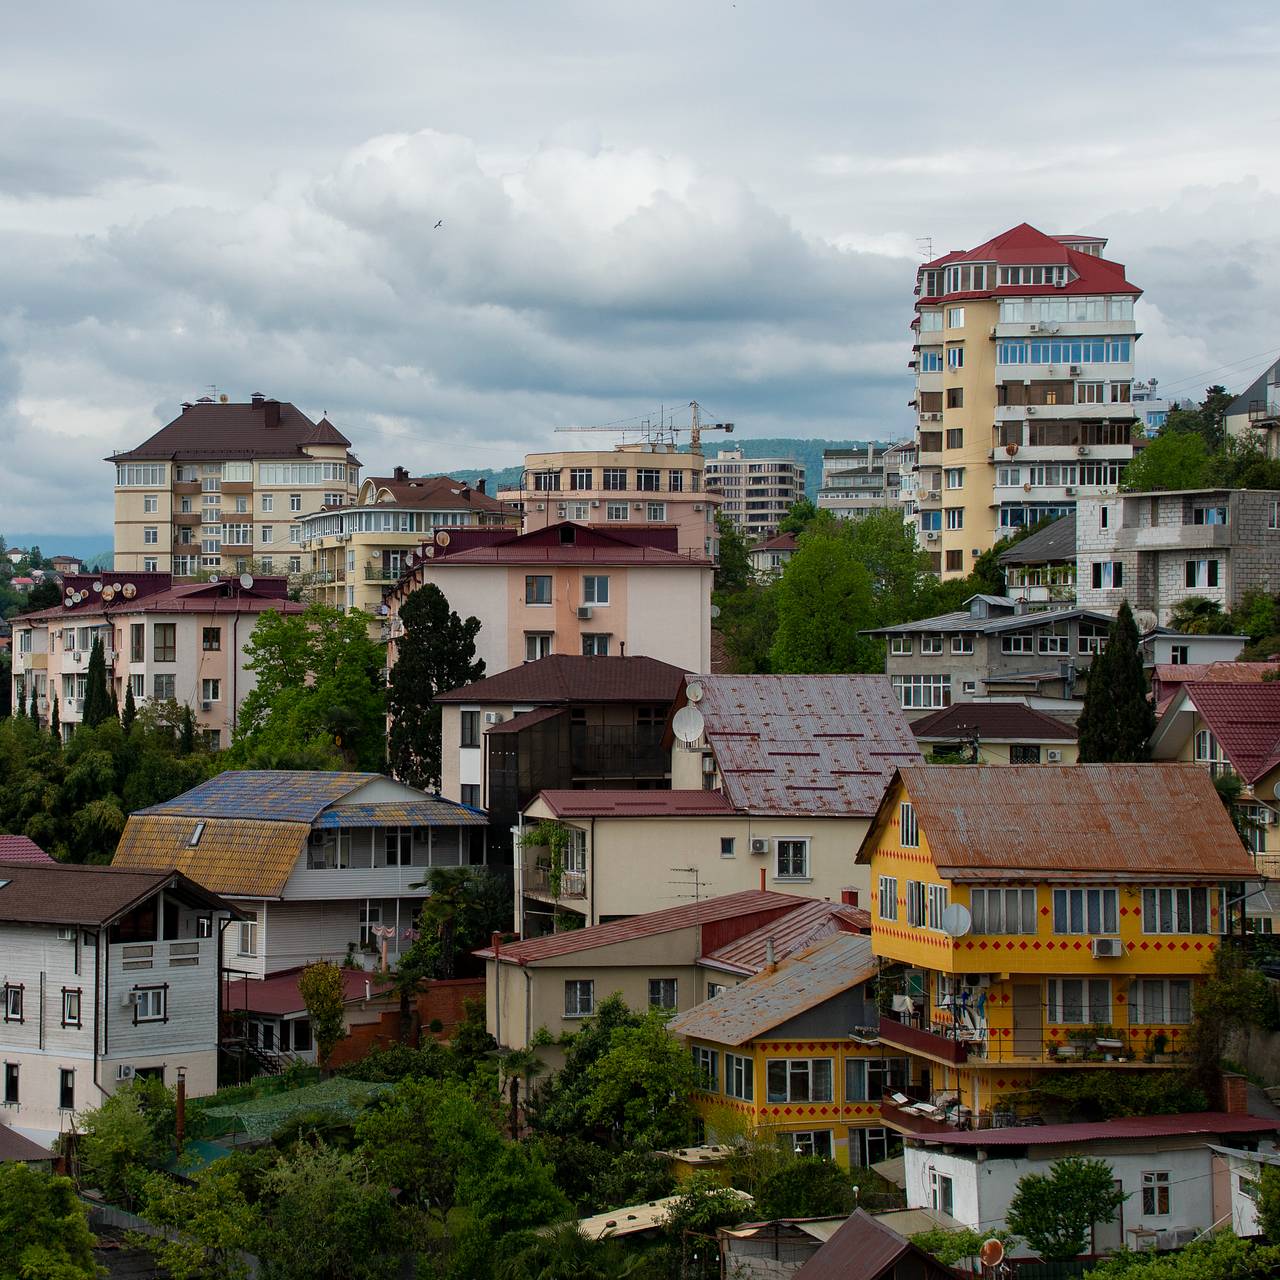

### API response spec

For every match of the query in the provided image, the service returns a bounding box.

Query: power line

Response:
[1150,345,1280,397]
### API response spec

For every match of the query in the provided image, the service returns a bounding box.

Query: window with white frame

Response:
[1038,628,1069,654]
[564,980,595,1017]
[929,1170,955,1217]
[582,575,610,605]
[900,802,919,848]
[606,502,628,521]
[849,1126,894,1166]
[879,875,899,921]
[261,493,274,512]
[1142,1171,1171,1215]
[1052,888,1118,934]
[726,1052,753,1100]
[944,468,964,489]
[1192,505,1228,526]
[946,307,965,329]
[786,1130,834,1160]
[970,888,1036,935]
[581,634,610,656]
[945,507,964,530]
[3,984,23,1023]
[920,635,943,655]
[951,635,974,655]
[649,978,678,1008]
[359,904,381,948]
[767,1058,833,1103]
[238,913,258,957]
[691,1046,719,1090]
[891,675,950,709]
[61,988,82,1027]
[1001,633,1033,654]
[134,987,166,1022]
[144,494,158,513]
[890,636,912,655]
[1129,978,1193,1025]
[926,884,949,931]
[260,525,273,544]
[1142,887,1222,934]
[776,839,809,879]
[1193,730,1229,777]
[525,633,552,661]
[290,493,302,512]
[1047,977,1111,1024]
[201,679,220,702]
[906,880,926,927]
[143,526,158,544]
[1184,559,1219,589]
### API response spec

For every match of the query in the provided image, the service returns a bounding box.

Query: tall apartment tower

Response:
[108,395,360,577]
[704,448,806,537]
[912,224,1141,578]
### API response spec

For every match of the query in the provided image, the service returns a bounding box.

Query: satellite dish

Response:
[672,705,706,744]
[710,604,721,619]
[940,903,972,938]
[424,545,436,558]
[436,530,451,547]
[101,585,115,601]
[1134,610,1158,633]
[239,573,254,590]
[686,681,704,703]
[122,583,137,599]
[1273,781,1280,802]
[979,1239,1005,1268]
[92,581,103,593]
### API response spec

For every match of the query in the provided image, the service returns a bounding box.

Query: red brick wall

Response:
[327,977,485,1068]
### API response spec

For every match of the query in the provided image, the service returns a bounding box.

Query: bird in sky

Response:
[434,220,444,229]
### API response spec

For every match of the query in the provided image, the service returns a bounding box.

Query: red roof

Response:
[0,835,57,865]
[224,966,391,1016]
[909,702,1077,742]
[701,899,869,976]
[532,789,737,818]
[752,533,798,553]
[436,654,690,705]
[13,574,306,624]
[911,1111,1277,1148]
[1182,683,1280,783]
[476,888,807,963]
[364,474,509,513]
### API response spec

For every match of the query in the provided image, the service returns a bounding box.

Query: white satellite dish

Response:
[686,681,704,703]
[424,546,436,558]
[709,604,721,620]
[239,573,254,590]
[122,583,137,598]
[92,581,103,593]
[672,705,706,744]
[940,903,972,938]
[436,530,451,547]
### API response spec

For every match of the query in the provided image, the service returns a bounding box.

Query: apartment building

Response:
[1076,489,1280,625]
[10,573,305,747]
[859,764,1257,1135]
[1225,357,1280,459]
[299,470,514,619]
[816,445,895,521]
[387,522,714,677]
[912,224,1141,578]
[107,394,360,577]
[0,862,237,1143]
[1132,379,1174,437]
[704,448,806,536]
[497,443,719,556]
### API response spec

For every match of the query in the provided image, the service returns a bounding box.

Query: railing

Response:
[1248,400,1279,424]
[878,1015,968,1066]
[522,864,587,899]
[364,565,402,582]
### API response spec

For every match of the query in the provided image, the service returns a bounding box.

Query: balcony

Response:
[878,1014,968,1066]
[1248,400,1279,427]
[880,1089,965,1135]
[570,725,668,778]
[522,864,587,900]
[365,564,403,583]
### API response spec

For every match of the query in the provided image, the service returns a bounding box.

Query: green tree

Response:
[660,1173,749,1279]
[1077,602,1154,763]
[911,1227,1018,1271]
[234,604,387,771]
[1186,943,1277,1098]
[1122,431,1210,492]
[30,685,39,725]
[1005,1156,1126,1260]
[1169,596,1231,635]
[754,1158,859,1220]
[180,704,196,754]
[82,635,112,728]
[26,578,62,610]
[122,680,137,733]
[0,1163,99,1280]
[15,680,25,718]
[715,583,778,673]
[1165,384,1234,452]
[75,1082,165,1205]
[777,497,819,536]
[387,583,484,790]
[1087,1230,1280,1277]
[1259,1164,1280,1242]
[847,509,936,625]
[134,1164,259,1280]
[713,513,753,593]
[494,1221,640,1280]
[50,693,59,740]
[405,866,504,981]
[298,961,347,1071]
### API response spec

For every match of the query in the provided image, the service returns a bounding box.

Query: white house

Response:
[1207,1143,1280,1238]
[904,1112,1278,1257]
[0,861,238,1145]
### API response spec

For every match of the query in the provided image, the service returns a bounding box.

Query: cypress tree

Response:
[179,705,196,755]
[29,690,39,725]
[1077,601,1155,762]
[122,682,137,734]
[50,695,60,741]
[82,636,112,728]
[109,685,119,719]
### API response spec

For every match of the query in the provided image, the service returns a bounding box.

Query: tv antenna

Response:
[669,866,706,904]
[554,401,734,454]
[916,236,934,260]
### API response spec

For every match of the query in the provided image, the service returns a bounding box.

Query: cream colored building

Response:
[10,572,304,747]
[498,442,720,557]
[704,448,805,536]
[913,224,1141,578]
[108,394,359,578]
[299,470,515,621]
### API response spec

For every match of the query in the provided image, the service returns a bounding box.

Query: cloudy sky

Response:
[2,1,1278,535]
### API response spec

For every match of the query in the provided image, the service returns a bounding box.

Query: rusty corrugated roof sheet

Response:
[533,790,737,818]
[911,1112,1277,1149]
[693,675,920,818]
[139,771,379,822]
[113,815,311,898]
[700,900,869,976]
[667,932,876,1046]
[859,764,1258,882]
[792,1210,945,1280]
[316,800,487,827]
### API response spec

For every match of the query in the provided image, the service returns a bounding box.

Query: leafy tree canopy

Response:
[1087,1230,1280,1278]
[1005,1156,1126,1260]
[777,497,819,536]
[712,512,753,593]
[1122,431,1211,492]
[753,1157,859,1220]
[0,1164,99,1280]
[298,961,348,1070]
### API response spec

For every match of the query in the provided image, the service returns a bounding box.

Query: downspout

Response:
[589,816,597,927]
[492,933,502,1046]
[523,961,532,1049]
[91,929,105,1103]
[231,613,240,734]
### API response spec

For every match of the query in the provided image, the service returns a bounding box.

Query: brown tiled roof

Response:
[108,400,347,462]
[667,932,876,1046]
[304,417,352,446]
[436,654,690,705]
[0,835,56,864]
[365,475,508,513]
[0,1126,54,1163]
[532,789,737,818]
[752,532,798,553]
[909,703,1077,742]
[408,522,711,570]
[708,629,734,675]
[701,900,870,976]
[1178,683,1280,783]
[0,863,235,926]
[690,675,920,818]
[476,889,805,963]
[13,575,305,625]
[858,763,1257,882]
[792,1210,949,1280]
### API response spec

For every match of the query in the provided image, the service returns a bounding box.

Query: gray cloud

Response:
[0,108,160,199]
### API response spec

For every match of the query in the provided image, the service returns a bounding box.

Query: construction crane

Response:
[553,401,734,454]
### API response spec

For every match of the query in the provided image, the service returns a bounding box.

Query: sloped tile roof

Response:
[364,474,509,513]
[138,771,379,822]
[533,789,737,818]
[227,965,393,1016]
[908,703,1077,743]
[997,513,1076,566]
[859,763,1257,882]
[693,675,920,817]
[0,1126,55,1163]
[667,932,876,1046]
[109,400,347,462]
[1183,683,1280,783]
[315,800,487,827]
[0,835,56,864]
[0,863,235,926]
[701,900,869,976]
[436,654,690,704]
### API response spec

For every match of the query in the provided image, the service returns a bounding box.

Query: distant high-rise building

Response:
[912,224,1141,578]
[704,448,806,536]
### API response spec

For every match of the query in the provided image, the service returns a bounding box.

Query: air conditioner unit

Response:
[1069,365,1081,376]
[73,652,82,663]
[56,926,76,942]
[749,837,770,855]
[556,504,567,513]
[693,504,703,512]
[484,712,505,725]
[576,606,593,620]
[989,326,997,338]
[1077,446,1090,456]
[1053,278,1068,288]
[535,503,545,512]
[926,490,941,501]
[1091,937,1123,958]
[1046,749,1063,763]
[1065,487,1078,496]
[590,500,601,508]
[116,1063,136,1081]
[925,531,940,542]
[632,502,644,510]
[1026,406,1037,415]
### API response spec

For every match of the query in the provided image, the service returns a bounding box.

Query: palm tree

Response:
[409,866,481,980]
[495,1221,643,1280]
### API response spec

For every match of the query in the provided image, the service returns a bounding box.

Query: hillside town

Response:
[4,9,1280,1280]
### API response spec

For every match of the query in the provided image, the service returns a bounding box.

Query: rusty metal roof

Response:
[858,764,1258,882]
[667,932,876,1047]
[139,771,380,822]
[113,815,311,898]
[692,675,920,818]
[533,789,738,819]
[792,1210,948,1280]
[911,1111,1277,1149]
[700,900,869,976]
[316,800,487,827]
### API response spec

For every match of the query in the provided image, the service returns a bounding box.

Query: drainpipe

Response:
[589,817,596,926]
[523,962,532,1048]
[492,932,502,1045]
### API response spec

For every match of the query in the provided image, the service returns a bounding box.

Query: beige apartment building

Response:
[704,448,806,536]
[497,442,719,557]
[913,224,1141,578]
[108,394,360,578]
[299,470,515,620]
[10,572,304,747]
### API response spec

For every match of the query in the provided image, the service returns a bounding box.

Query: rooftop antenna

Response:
[916,236,934,260]
[668,866,705,905]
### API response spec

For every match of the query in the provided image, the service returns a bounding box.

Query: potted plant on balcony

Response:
[520,820,574,914]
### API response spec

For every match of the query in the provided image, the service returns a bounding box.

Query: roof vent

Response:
[393,466,409,482]
[250,392,266,404]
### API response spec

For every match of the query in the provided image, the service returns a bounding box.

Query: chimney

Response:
[841,888,859,908]
[393,466,409,482]
[250,392,265,405]
[1220,1072,1249,1115]
[476,477,486,494]
[765,938,777,973]
[264,400,281,429]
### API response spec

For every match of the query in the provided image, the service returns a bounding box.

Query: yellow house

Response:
[668,933,904,1169]
[856,763,1258,1132]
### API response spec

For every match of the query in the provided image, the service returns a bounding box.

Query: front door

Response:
[1012,983,1042,1058]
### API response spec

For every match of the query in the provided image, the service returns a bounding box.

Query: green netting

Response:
[201,1077,393,1138]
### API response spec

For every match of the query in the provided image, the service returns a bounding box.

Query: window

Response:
[3,1063,17,1104]
[944,468,964,489]
[581,634,610,656]
[1142,1171,1170,1216]
[567,467,592,490]
[930,1170,955,1217]
[1047,977,1111,1024]
[153,623,176,662]
[260,525,273,544]
[201,679,220,703]
[565,980,594,1017]
[951,635,973,655]
[726,1052,753,1100]
[238,913,258,957]
[926,883,950,931]
[945,507,964,530]
[202,730,221,750]
[129,623,145,662]
[289,556,301,573]
[648,978,678,1009]
[153,674,175,700]
[891,675,950,709]
[129,674,145,698]
[223,523,252,545]
[289,493,302,512]
[786,1131,834,1160]
[1052,888,1118,934]
[143,525,159,545]
[646,501,666,521]
[61,989,82,1027]
[1001,633,1033,654]
[143,494,158,513]
[879,875,899,921]
[460,710,481,748]
[1192,505,1228,526]
[525,575,552,605]
[890,636,912,655]
[603,468,627,491]
[919,310,944,332]
[970,888,1037,935]
[4,984,23,1023]
[919,349,943,372]
[1038,628,1069,655]
[945,387,964,408]
[525,633,552,662]
[384,827,412,867]
[767,1058,833,1103]
[1100,506,1110,529]
[460,784,481,808]
[1091,561,1124,589]
[1193,729,1229,776]
[1078,622,1109,655]
[605,502,629,521]
[1170,644,1190,665]
[1184,559,1220,589]
[359,904,381,947]
[134,987,167,1022]
[202,626,221,651]
[143,557,158,573]
[946,307,965,329]
[59,1069,75,1111]
[900,803,919,848]
[531,470,560,492]
[947,346,965,370]
[776,839,809,879]
[323,492,342,508]
[1010,744,1042,763]
[692,1045,719,1090]
[261,493,274,512]
[1130,978,1193,1025]
[636,468,661,491]
[720,837,736,858]
[945,549,964,573]
[1270,500,1280,531]
[920,635,943,655]
[945,428,964,449]
[116,463,166,486]
[906,880,927,927]
[849,1125,895,1166]
[582,575,610,605]
[1142,887,1222,934]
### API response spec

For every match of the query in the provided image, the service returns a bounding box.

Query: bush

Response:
[754,1158,858,1220]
